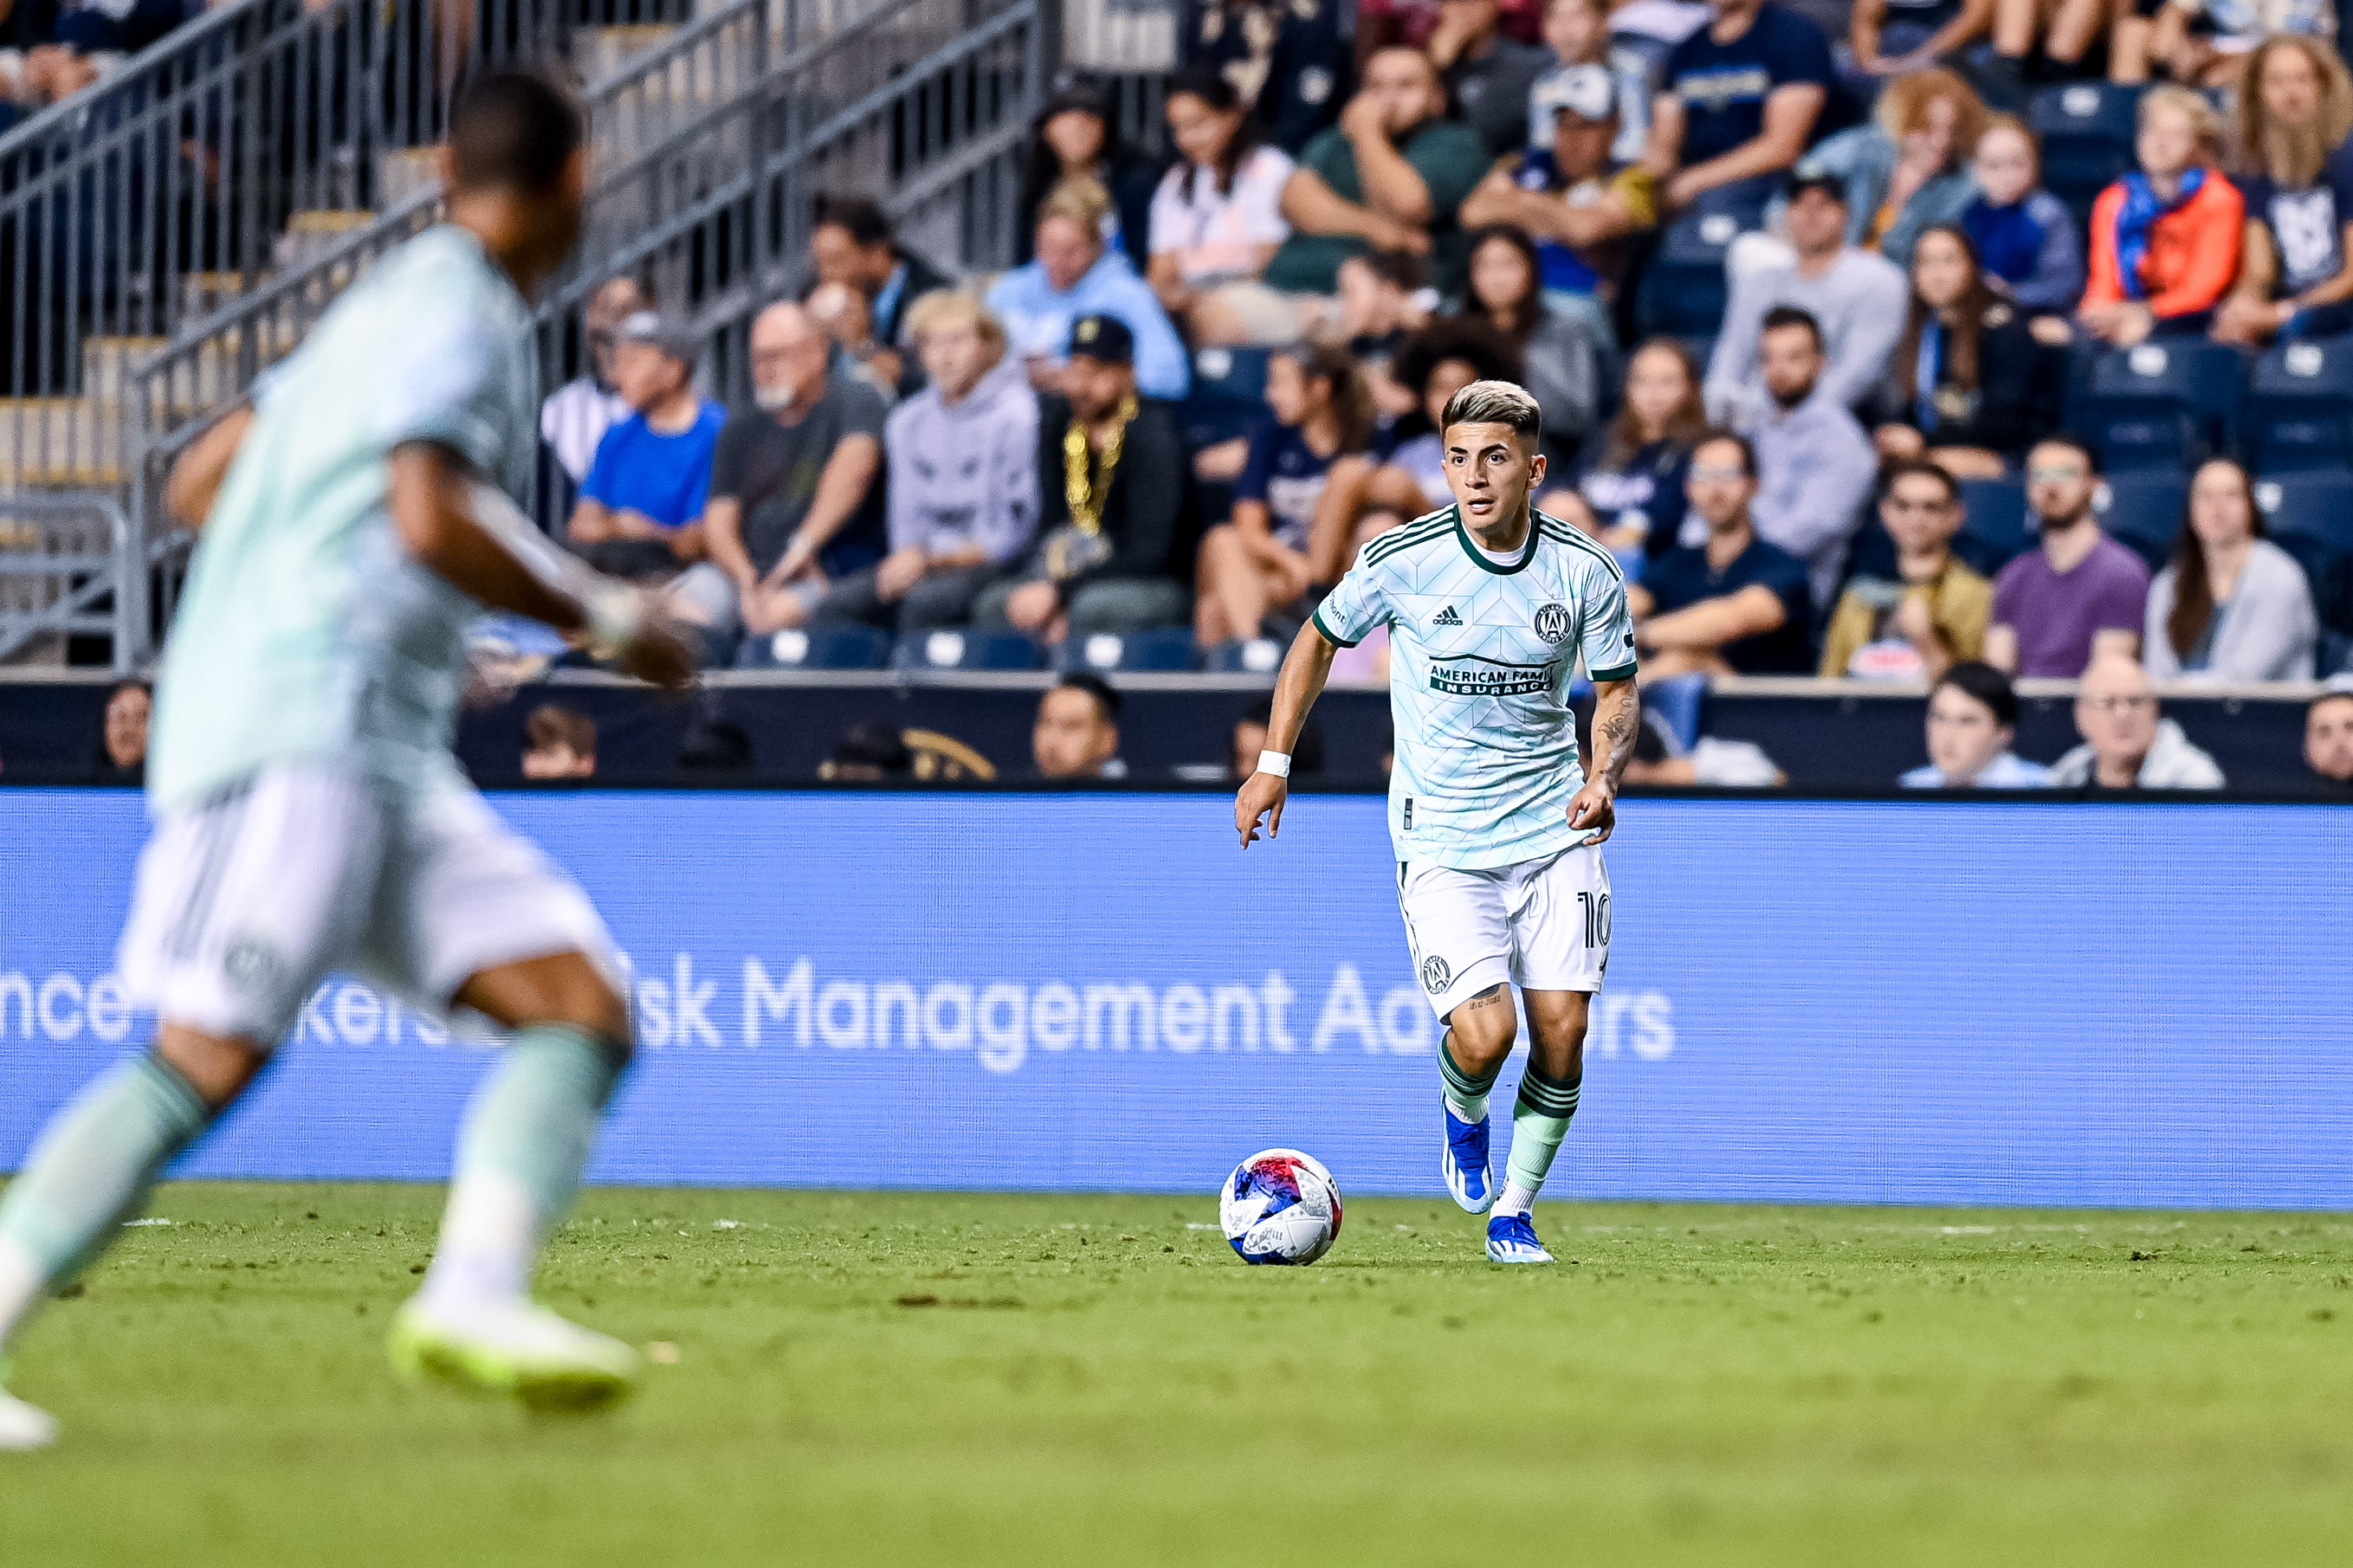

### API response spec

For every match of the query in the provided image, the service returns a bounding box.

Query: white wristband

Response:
[1257,750,1292,779]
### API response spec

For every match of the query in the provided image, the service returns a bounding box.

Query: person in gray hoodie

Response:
[2048,653,2227,790]
[813,291,1042,633]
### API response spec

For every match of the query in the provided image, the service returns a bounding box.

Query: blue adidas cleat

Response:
[1485,1211,1554,1264]
[1441,1100,1495,1214]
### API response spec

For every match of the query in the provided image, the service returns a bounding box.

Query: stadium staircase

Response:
[0,0,1050,670]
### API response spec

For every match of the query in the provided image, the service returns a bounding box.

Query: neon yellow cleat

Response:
[390,1297,639,1413]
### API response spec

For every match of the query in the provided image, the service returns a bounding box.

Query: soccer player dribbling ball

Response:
[0,71,699,1451]
[1235,380,1639,1265]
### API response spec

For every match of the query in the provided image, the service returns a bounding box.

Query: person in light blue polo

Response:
[986,177,1190,401]
[1901,659,2052,788]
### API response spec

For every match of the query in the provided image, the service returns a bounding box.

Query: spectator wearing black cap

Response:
[980,314,1198,639]
[1034,673,1127,779]
[1704,171,1909,431]
[1899,661,2050,788]
[1016,80,1161,274]
[807,194,952,394]
[566,310,725,578]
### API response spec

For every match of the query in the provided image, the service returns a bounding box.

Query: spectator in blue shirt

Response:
[1647,0,1836,216]
[1195,343,1377,645]
[566,312,726,579]
[1900,660,2052,788]
[987,177,1192,401]
[1961,115,2085,318]
[1626,429,1814,674]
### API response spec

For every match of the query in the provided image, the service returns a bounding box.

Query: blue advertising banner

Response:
[2,790,2350,1207]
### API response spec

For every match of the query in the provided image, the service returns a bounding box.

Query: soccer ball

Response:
[1219,1149,1343,1265]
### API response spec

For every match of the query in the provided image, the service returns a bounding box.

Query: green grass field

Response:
[3,1184,2350,1567]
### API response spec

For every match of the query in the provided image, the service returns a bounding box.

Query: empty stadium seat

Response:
[738,624,892,670]
[1060,628,1197,673]
[2254,471,2353,558]
[1633,186,1762,339]
[1957,477,2032,570]
[2031,81,2142,228]
[891,629,1045,672]
[2075,341,2245,470]
[2097,471,2187,569]
[2240,339,2353,473]
[1180,345,1271,451]
[1202,636,1286,674]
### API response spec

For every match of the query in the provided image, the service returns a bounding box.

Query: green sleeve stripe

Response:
[1311,606,1361,648]
[1587,661,1639,683]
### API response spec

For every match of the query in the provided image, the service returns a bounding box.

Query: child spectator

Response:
[2049,653,2227,789]
[1848,0,1996,81]
[1987,435,2149,676]
[565,312,724,579]
[2149,0,2336,90]
[1961,115,2085,316]
[1574,337,1709,560]
[1648,0,1836,216]
[988,178,1192,401]
[2214,35,2353,346]
[1196,345,1377,643]
[1148,69,1297,345]
[2079,86,2243,345]
[1821,461,1992,679]
[1461,62,1658,311]
[814,293,1042,635]
[1787,67,1987,267]
[1429,0,1556,157]
[1629,429,1816,674]
[807,195,951,394]
[2143,458,2319,682]
[1873,224,2055,478]
[1900,661,2050,786]
[521,706,598,782]
[1015,81,1160,274]
[1460,225,1605,462]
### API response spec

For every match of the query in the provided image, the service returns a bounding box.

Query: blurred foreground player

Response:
[1235,380,1639,1265]
[0,71,695,1451]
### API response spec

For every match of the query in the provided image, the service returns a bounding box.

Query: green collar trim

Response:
[1453,506,1540,575]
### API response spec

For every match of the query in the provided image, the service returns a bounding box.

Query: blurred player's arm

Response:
[1235,619,1340,848]
[386,440,695,689]
[163,404,254,530]
[1567,676,1639,843]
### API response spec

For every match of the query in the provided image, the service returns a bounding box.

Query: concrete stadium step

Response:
[83,334,251,416]
[275,210,376,273]
[1062,0,1178,72]
[180,270,250,320]
[0,399,127,489]
[376,147,441,212]
[577,23,679,82]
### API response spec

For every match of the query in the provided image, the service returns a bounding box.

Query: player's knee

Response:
[1444,984,1516,1071]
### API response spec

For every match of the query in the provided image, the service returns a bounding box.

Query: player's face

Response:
[2306,696,2353,782]
[1880,474,1958,555]
[1925,684,2010,782]
[1443,420,1545,528]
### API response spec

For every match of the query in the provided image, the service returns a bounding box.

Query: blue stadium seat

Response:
[1957,477,2031,570]
[2266,529,2353,639]
[1180,345,1271,452]
[1201,636,1287,674]
[1633,190,1761,339]
[2097,471,2187,570]
[2254,471,2353,558]
[890,629,1044,672]
[1059,628,1198,673]
[2075,342,2245,470]
[737,624,892,670]
[2240,338,2353,473]
[2031,81,2142,229]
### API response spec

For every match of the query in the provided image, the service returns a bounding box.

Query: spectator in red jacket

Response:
[2079,85,2243,347]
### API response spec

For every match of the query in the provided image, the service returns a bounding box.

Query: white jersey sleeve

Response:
[1580,562,1639,682]
[1311,552,1398,648]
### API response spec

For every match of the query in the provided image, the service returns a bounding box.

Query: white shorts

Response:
[1395,843,1611,1019]
[117,765,614,1046]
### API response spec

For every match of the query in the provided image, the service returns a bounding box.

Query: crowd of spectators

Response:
[517,0,2353,792]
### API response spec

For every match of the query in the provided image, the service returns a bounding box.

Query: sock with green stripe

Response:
[1438,1034,1502,1125]
[420,1024,629,1308]
[0,1051,214,1352]
[1492,1064,1581,1218]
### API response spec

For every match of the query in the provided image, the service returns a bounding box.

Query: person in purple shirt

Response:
[1985,434,2150,680]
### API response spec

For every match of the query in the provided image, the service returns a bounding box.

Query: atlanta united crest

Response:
[1420,955,1451,994]
[1534,603,1569,643]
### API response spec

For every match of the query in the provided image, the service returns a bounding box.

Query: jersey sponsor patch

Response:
[1427,653,1555,696]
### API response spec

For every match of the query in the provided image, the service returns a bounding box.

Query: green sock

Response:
[421,1024,627,1306]
[1496,1065,1581,1216]
[0,1052,212,1345]
[1438,1034,1502,1124]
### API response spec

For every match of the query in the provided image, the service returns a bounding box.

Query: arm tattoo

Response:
[1594,682,1639,790]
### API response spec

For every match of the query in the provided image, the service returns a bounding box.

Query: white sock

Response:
[1442,1087,1489,1126]
[1492,1183,1536,1219]
[419,1171,539,1308]
[0,1237,42,1354]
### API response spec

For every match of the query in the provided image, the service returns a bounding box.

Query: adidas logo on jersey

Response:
[1432,606,1463,626]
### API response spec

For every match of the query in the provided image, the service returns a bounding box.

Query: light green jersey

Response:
[148,226,539,814]
[1313,505,1637,871]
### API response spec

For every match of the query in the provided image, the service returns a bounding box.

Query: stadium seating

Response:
[2031,81,2143,229]
[891,629,1047,672]
[1632,186,1764,340]
[1059,628,1197,673]
[2254,471,2353,558]
[2241,339,2353,474]
[2074,342,2245,472]
[1180,345,1272,452]
[1957,477,2032,571]
[2097,471,2188,570]
[1202,636,1287,674]
[739,625,893,671]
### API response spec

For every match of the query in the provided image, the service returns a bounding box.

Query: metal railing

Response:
[0,491,137,668]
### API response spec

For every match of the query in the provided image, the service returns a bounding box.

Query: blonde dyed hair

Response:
[2233,33,2353,188]
[903,288,1007,361]
[1038,176,1112,236]
[2140,84,2225,163]
[1875,68,1989,162]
